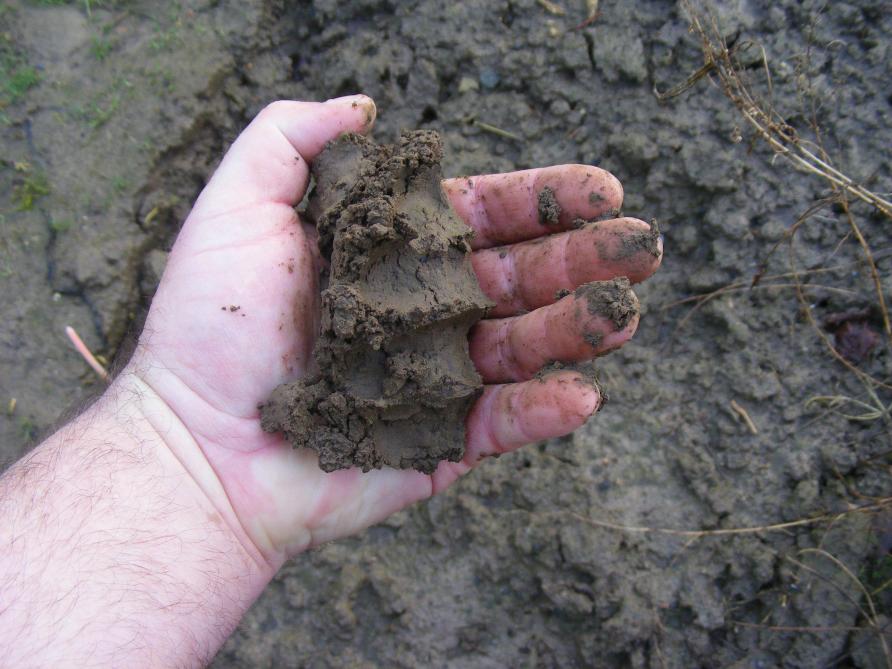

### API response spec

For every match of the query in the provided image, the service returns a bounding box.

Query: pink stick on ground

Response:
[64,326,109,381]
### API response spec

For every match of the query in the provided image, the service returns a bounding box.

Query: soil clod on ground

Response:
[260,130,492,474]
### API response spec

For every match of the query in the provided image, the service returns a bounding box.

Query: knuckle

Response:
[258,99,294,120]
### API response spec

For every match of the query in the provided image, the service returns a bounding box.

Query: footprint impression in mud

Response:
[260,130,657,473]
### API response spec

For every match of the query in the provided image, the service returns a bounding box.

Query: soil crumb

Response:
[575,278,639,330]
[617,218,661,259]
[537,186,561,226]
[260,130,493,474]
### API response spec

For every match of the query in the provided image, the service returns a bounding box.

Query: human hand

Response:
[125,96,662,566]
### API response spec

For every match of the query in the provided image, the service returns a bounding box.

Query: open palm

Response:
[127,96,662,563]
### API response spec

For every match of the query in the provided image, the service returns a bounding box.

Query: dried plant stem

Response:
[554,498,892,538]
[679,1,892,218]
[793,549,892,667]
[838,192,892,345]
[738,107,892,217]
[730,620,865,634]
[65,326,109,382]
[788,238,892,391]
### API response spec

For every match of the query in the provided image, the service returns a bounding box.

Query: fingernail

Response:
[324,94,376,128]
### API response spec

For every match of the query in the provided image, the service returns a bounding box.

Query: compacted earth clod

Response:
[260,130,493,473]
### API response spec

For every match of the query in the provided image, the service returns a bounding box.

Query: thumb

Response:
[189,95,376,224]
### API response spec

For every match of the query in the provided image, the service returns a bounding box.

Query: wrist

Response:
[0,371,277,666]
[107,367,284,573]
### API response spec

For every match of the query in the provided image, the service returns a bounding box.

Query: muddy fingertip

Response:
[575,278,640,332]
[534,366,606,419]
[354,95,377,131]
[325,94,377,131]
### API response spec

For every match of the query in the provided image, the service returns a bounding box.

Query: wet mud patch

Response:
[260,130,492,473]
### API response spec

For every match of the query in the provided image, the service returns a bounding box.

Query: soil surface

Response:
[2,1,892,667]
[260,130,491,473]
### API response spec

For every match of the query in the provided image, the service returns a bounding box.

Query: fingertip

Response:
[537,370,604,421]
[324,93,377,134]
[508,371,603,442]
[655,231,665,266]
[584,217,662,284]
[599,309,640,352]
[533,164,624,223]
[462,372,603,469]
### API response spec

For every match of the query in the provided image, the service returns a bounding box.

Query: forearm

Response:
[0,374,276,667]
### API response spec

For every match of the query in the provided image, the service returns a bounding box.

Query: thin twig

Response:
[730,620,863,634]
[465,117,523,142]
[788,235,892,391]
[730,400,759,434]
[839,189,892,346]
[558,499,892,538]
[797,548,892,666]
[535,0,565,16]
[680,2,892,217]
[65,326,109,382]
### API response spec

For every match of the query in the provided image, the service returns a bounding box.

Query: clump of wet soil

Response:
[537,185,561,225]
[620,217,661,258]
[576,277,639,331]
[260,130,492,474]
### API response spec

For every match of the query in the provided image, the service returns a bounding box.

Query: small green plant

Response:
[50,218,73,233]
[111,175,129,192]
[0,52,40,107]
[149,18,183,52]
[71,76,131,129]
[90,36,112,60]
[77,93,121,128]
[14,171,50,210]
[18,417,37,441]
[28,1,132,19]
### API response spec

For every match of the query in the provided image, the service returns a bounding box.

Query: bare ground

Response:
[2,1,891,666]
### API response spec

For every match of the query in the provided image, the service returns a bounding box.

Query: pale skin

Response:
[0,95,661,667]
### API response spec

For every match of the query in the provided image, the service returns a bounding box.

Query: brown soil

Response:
[260,130,492,474]
[575,278,639,330]
[618,218,661,259]
[537,185,561,226]
[5,2,891,666]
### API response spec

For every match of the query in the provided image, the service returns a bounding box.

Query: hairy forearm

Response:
[0,375,275,667]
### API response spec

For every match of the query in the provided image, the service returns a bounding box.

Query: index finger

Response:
[442,165,623,250]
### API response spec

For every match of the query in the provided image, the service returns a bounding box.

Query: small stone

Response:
[478,67,500,89]
[457,76,479,93]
